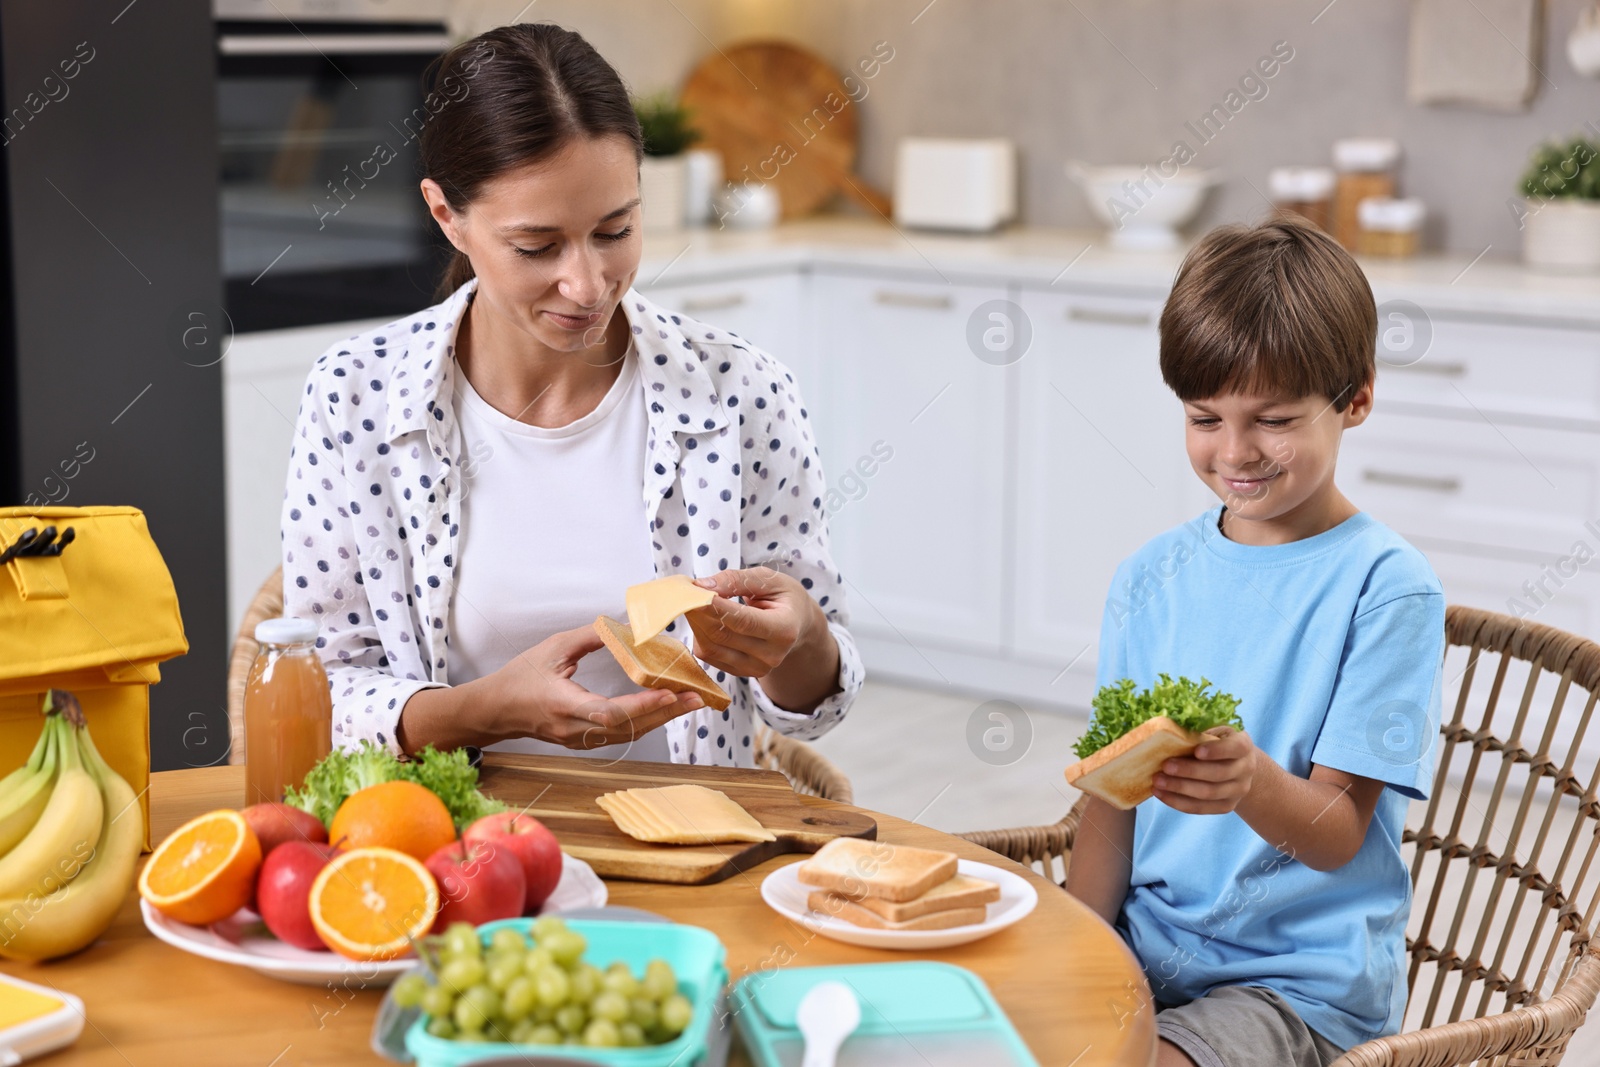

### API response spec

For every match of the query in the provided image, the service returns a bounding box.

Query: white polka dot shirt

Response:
[279,279,864,766]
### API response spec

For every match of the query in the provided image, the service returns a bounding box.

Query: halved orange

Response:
[309,846,439,961]
[138,809,262,926]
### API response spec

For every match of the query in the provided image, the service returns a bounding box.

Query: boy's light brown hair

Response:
[1159,216,1376,412]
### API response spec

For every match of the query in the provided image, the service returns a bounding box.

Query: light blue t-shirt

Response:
[1098,504,1445,1051]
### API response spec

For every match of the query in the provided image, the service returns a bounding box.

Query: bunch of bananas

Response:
[0,690,143,961]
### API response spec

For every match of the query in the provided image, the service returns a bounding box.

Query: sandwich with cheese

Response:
[594,575,730,710]
[1063,674,1244,809]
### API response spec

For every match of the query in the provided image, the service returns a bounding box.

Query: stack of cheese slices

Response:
[797,838,1000,931]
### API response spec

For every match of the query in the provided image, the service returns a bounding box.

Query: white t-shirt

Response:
[448,344,670,762]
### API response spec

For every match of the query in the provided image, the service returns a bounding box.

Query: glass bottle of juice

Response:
[243,618,332,807]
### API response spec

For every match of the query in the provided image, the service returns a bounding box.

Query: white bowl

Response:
[1069,161,1220,250]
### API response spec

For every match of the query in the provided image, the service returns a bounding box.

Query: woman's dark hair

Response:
[419,24,643,299]
[1159,215,1376,412]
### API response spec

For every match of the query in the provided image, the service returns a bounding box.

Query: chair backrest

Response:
[225,566,286,766]
[1403,605,1600,1032]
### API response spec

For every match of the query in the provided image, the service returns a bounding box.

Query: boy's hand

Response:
[1152,725,1257,814]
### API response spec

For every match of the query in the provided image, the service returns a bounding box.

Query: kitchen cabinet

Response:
[808,270,1013,655]
[633,271,815,397]
[1011,290,1188,695]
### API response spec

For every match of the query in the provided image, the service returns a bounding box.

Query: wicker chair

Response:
[958,605,1600,1066]
[226,567,854,803]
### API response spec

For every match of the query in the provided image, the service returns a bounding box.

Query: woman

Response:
[280,24,861,767]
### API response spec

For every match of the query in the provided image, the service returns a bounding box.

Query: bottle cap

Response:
[1268,166,1336,200]
[255,617,319,645]
[1333,138,1401,171]
[1357,196,1425,232]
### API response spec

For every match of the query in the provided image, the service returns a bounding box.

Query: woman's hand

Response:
[686,567,840,712]
[486,625,705,749]
[1151,725,1258,814]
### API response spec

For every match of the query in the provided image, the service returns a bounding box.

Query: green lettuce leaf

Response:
[283,740,506,830]
[1072,674,1244,760]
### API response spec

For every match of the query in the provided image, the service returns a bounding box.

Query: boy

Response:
[1065,216,1446,1067]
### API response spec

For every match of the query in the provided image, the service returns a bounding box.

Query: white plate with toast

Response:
[760,856,1038,950]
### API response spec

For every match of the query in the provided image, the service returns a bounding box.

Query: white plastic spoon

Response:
[797,979,862,1067]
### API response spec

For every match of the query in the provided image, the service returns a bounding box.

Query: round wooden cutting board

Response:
[680,40,889,220]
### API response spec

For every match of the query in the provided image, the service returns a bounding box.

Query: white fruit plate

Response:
[141,853,606,986]
[760,857,1038,950]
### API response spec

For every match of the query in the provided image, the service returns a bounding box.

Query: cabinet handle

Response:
[1361,468,1462,493]
[874,290,953,310]
[679,292,747,314]
[1381,360,1467,378]
[1066,306,1152,328]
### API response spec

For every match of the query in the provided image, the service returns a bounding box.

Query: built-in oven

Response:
[215,0,454,331]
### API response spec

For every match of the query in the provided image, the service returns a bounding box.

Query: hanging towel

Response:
[1408,0,1542,111]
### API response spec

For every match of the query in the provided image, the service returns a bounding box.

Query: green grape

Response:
[641,959,678,1000]
[569,963,600,1001]
[489,927,527,954]
[629,996,659,1031]
[544,930,587,967]
[391,973,429,1009]
[523,946,554,972]
[583,1018,621,1048]
[508,1019,538,1045]
[486,955,523,992]
[659,993,693,1036]
[534,964,571,1008]
[443,923,481,958]
[619,1021,646,1047]
[563,1034,583,1046]
[531,915,568,942]
[531,1002,557,1025]
[440,956,486,993]
[425,1016,457,1040]
[591,990,629,1024]
[528,1023,563,1045]
[455,1029,489,1044]
[454,986,500,1032]
[554,1003,587,1035]
[502,976,538,1022]
[602,967,640,998]
[419,984,456,1019]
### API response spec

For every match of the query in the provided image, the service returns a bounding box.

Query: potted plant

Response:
[634,92,700,231]
[1518,134,1600,271]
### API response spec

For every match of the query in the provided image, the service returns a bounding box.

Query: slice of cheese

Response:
[596,784,776,845]
[625,575,716,644]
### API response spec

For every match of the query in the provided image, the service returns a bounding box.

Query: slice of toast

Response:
[809,894,987,931]
[593,615,731,711]
[795,837,958,903]
[806,872,1000,922]
[1063,716,1209,810]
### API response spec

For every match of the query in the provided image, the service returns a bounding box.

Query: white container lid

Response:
[1357,196,1425,231]
[1333,138,1401,171]
[1268,166,1336,200]
[255,617,319,645]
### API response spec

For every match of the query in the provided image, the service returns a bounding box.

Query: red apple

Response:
[240,804,328,909]
[463,813,564,913]
[424,838,526,932]
[257,840,338,951]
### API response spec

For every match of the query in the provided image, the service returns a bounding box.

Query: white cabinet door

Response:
[809,270,1012,654]
[1012,290,1191,679]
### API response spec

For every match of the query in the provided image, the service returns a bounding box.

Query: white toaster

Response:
[893,137,1017,232]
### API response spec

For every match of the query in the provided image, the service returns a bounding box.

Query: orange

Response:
[138,809,262,926]
[328,781,456,862]
[309,847,438,960]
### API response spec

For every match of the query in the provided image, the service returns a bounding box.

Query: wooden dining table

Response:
[0,762,1157,1066]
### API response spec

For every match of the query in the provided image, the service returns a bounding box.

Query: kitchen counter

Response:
[635,216,1600,326]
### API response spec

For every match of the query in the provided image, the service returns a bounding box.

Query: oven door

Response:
[216,18,453,331]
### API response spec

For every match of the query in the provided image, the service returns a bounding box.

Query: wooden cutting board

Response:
[477,751,876,885]
[680,41,890,219]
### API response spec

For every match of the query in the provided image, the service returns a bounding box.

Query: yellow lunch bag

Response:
[0,506,189,850]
